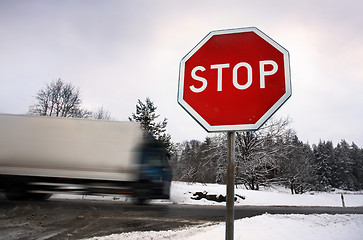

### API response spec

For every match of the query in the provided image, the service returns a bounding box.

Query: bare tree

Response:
[29,79,91,118]
[91,107,111,120]
[235,117,294,190]
[173,136,225,184]
[201,134,228,183]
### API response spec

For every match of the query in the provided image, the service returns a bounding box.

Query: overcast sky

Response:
[1,0,362,146]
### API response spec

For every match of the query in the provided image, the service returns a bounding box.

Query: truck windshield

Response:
[144,151,169,167]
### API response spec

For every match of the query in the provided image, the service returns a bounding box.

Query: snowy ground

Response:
[54,181,363,207]
[85,214,363,240]
[170,181,363,207]
[65,182,363,240]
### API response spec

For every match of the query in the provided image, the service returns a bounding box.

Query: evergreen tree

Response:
[334,140,358,190]
[277,135,317,194]
[313,140,335,190]
[129,97,173,153]
[350,143,363,189]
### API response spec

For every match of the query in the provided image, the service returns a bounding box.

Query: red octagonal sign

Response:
[178,27,291,132]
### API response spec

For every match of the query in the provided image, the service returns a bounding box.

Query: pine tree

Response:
[350,143,363,189]
[334,140,358,190]
[313,141,335,190]
[277,136,317,194]
[129,98,173,153]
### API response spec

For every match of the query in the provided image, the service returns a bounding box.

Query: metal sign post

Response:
[226,131,236,240]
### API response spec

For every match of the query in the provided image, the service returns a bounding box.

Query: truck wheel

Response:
[133,187,150,205]
[29,193,53,201]
[4,178,31,201]
[5,190,31,201]
[134,196,149,205]
[5,191,52,201]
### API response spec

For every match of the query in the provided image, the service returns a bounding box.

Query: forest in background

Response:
[171,117,363,194]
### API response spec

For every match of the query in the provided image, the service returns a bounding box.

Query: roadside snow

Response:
[53,181,363,207]
[77,182,363,240]
[170,181,363,207]
[85,214,363,240]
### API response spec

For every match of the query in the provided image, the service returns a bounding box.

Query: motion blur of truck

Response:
[0,114,172,204]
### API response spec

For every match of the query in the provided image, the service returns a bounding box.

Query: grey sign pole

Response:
[226,131,236,240]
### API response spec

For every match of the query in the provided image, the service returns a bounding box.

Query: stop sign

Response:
[178,27,291,132]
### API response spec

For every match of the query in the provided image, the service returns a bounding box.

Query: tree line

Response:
[171,118,363,193]
[28,79,363,193]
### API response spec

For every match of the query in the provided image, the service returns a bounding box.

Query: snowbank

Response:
[170,181,363,207]
[52,181,363,207]
[85,214,363,240]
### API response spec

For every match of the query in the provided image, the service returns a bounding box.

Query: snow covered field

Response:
[79,182,363,240]
[170,181,363,207]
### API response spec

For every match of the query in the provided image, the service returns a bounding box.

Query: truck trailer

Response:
[0,114,172,203]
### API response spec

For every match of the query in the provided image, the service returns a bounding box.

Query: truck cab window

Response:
[144,152,167,167]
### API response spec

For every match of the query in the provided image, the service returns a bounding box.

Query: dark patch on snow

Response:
[191,191,245,202]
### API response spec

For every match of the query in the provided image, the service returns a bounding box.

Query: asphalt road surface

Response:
[1,195,362,240]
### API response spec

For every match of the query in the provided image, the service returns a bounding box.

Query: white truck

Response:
[0,114,171,203]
